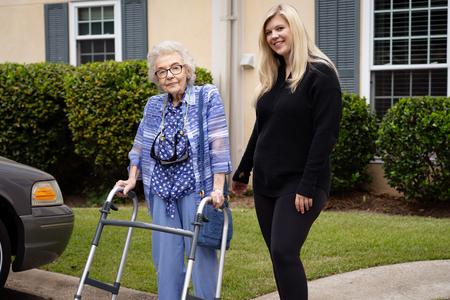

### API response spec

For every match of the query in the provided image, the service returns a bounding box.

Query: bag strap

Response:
[197,85,228,199]
[198,86,206,197]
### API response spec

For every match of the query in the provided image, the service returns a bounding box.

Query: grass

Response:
[42,205,450,299]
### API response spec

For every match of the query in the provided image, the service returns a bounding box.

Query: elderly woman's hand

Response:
[115,177,137,197]
[210,189,225,209]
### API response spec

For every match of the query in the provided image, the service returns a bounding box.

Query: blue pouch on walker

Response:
[197,201,233,250]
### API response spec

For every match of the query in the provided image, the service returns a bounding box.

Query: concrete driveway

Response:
[3,260,450,300]
[2,268,155,300]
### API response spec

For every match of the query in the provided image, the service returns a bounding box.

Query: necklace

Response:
[159,87,190,141]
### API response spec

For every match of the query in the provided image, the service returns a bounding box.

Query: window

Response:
[371,0,448,117]
[69,1,122,65]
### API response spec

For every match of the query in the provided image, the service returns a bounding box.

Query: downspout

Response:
[212,0,241,176]
[224,0,233,124]
[223,0,240,176]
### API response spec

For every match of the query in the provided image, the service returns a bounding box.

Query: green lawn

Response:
[43,206,450,300]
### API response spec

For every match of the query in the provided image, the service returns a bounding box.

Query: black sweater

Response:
[233,61,342,198]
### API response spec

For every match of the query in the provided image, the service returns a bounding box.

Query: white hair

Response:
[147,40,196,86]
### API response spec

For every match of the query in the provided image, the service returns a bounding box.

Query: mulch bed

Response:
[229,191,450,219]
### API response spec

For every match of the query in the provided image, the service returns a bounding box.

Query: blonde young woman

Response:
[232,4,342,299]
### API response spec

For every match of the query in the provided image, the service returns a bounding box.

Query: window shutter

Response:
[316,0,359,93]
[44,3,69,63]
[122,0,148,60]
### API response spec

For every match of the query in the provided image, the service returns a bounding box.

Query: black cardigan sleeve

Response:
[296,64,342,198]
[232,121,258,184]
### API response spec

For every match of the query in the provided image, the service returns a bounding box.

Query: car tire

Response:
[0,219,11,289]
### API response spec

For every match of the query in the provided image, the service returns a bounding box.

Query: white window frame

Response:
[69,0,122,66]
[361,1,450,110]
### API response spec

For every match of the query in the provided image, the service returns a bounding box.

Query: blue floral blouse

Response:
[150,99,196,218]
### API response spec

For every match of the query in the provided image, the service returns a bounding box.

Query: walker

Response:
[74,185,230,300]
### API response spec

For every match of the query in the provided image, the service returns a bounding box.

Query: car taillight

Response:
[32,180,64,206]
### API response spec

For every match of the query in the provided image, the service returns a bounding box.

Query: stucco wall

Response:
[148,0,212,71]
[0,0,57,63]
[0,0,212,67]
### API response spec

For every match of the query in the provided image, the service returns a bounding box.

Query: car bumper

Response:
[12,204,74,271]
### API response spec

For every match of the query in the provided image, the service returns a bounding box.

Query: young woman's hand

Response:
[295,194,313,214]
[231,181,248,196]
[115,177,137,197]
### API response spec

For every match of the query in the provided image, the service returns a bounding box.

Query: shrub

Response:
[0,63,73,174]
[377,97,450,202]
[195,67,213,85]
[331,93,378,192]
[64,60,157,177]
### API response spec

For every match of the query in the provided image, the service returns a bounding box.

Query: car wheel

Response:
[0,219,11,288]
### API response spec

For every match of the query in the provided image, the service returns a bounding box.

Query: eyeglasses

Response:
[150,89,191,166]
[155,64,184,79]
[150,131,189,165]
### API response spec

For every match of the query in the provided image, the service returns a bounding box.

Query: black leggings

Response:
[254,190,328,300]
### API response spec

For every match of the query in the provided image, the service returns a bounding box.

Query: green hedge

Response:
[377,97,450,202]
[64,60,156,176]
[331,93,378,192]
[0,61,383,194]
[0,63,73,174]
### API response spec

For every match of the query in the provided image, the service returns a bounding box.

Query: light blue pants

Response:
[149,192,218,300]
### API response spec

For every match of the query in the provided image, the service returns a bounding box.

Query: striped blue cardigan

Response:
[128,84,232,209]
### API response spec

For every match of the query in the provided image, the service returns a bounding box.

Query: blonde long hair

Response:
[256,4,338,99]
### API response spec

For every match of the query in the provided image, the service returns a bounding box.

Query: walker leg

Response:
[182,210,204,300]
[74,245,98,299]
[214,207,230,300]
[74,199,113,299]
[215,247,226,300]
[111,226,134,300]
[181,259,195,300]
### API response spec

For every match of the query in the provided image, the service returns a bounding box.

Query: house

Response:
[1,0,447,195]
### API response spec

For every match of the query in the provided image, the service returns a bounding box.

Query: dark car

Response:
[0,156,74,288]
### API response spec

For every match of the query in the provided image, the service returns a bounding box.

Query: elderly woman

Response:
[116,41,232,300]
